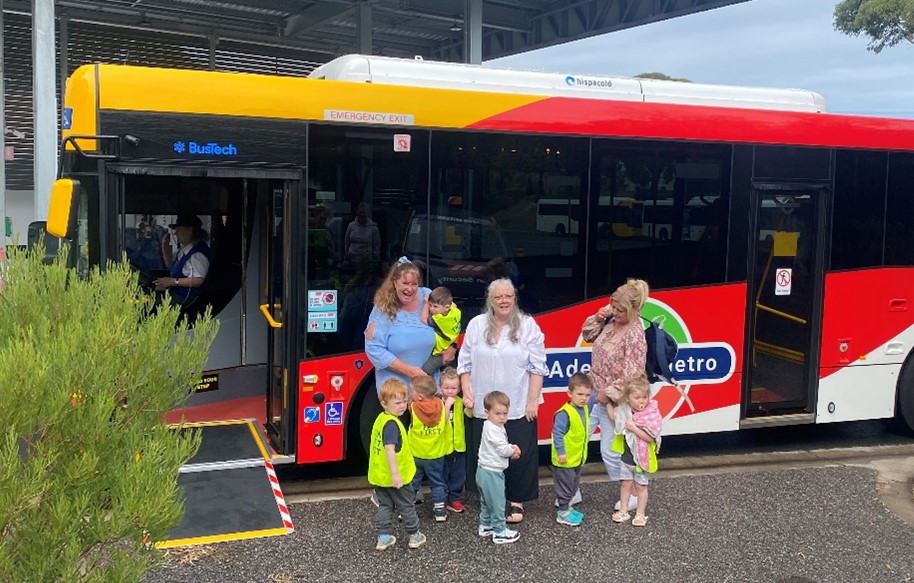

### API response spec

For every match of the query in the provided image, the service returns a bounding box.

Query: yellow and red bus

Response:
[49,54,914,474]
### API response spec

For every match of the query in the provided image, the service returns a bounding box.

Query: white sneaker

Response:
[492,527,519,544]
[478,524,495,537]
[554,489,583,508]
[614,496,638,512]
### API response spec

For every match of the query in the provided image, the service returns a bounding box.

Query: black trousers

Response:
[465,416,539,504]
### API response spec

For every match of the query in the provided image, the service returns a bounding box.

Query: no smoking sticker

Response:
[775,268,792,296]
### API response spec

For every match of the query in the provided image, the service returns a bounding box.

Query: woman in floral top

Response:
[580,278,649,509]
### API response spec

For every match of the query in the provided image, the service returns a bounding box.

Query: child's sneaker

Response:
[492,527,520,544]
[408,531,427,549]
[433,505,447,522]
[478,524,494,537]
[570,507,585,520]
[614,496,638,512]
[375,534,396,551]
[446,500,465,513]
[556,509,582,527]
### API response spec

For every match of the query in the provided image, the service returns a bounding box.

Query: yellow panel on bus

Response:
[94,65,544,129]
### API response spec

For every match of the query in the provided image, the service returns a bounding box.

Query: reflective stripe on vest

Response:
[368,413,416,487]
[551,402,589,468]
[444,399,466,454]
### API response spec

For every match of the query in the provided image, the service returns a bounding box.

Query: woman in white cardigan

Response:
[458,278,547,524]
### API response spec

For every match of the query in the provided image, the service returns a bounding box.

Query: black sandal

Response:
[506,504,524,524]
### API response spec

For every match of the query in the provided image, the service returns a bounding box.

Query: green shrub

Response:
[0,243,217,582]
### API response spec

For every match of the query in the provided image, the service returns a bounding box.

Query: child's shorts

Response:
[619,462,650,485]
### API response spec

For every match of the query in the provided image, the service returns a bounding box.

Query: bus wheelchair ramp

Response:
[156,420,294,548]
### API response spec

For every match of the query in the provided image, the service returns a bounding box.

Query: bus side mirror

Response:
[47,178,80,239]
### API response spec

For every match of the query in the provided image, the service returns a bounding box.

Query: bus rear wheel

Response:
[896,354,914,434]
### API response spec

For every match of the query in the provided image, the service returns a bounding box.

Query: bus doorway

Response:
[744,183,826,424]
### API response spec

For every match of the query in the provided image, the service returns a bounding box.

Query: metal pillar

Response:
[357,2,372,55]
[209,35,218,70]
[32,0,57,222]
[0,0,6,252]
[465,0,482,64]
[59,11,67,122]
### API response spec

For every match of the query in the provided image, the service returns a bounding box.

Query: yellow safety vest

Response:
[368,412,416,487]
[444,399,466,454]
[551,402,589,468]
[408,402,448,460]
[612,434,659,473]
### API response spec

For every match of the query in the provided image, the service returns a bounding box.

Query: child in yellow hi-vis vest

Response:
[551,372,594,527]
[421,286,462,374]
[368,379,426,551]
[409,375,449,522]
[440,367,468,514]
[610,373,662,528]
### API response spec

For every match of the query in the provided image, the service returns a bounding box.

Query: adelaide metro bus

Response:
[46,54,914,541]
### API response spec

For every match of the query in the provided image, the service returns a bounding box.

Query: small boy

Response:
[368,379,427,550]
[476,391,521,544]
[421,286,462,374]
[440,367,467,513]
[551,372,594,527]
[408,375,449,522]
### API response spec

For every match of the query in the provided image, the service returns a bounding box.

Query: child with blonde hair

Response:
[610,373,662,527]
[439,367,468,513]
[368,379,426,550]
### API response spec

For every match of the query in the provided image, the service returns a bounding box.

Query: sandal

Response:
[611,511,630,523]
[506,504,524,524]
[632,514,648,527]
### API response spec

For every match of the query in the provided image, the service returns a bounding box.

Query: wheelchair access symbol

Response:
[325,402,343,426]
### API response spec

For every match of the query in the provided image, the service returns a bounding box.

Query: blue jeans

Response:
[476,466,506,532]
[591,404,622,481]
[411,456,446,505]
[443,451,466,503]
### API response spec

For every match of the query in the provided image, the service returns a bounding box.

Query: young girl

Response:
[610,373,662,527]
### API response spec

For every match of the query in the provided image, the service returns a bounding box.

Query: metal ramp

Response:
[156,420,294,548]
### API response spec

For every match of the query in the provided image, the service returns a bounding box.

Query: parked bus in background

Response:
[45,54,914,479]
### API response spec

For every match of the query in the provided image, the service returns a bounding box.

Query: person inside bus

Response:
[345,203,381,265]
[365,258,455,395]
[579,278,649,513]
[153,213,211,307]
[457,277,547,525]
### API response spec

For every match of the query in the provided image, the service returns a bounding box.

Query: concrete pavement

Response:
[144,445,914,583]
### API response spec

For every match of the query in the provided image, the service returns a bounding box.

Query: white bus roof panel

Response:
[309,54,826,113]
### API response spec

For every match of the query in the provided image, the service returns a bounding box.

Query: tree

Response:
[0,244,217,582]
[834,0,914,53]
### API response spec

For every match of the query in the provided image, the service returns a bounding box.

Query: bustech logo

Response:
[543,298,735,389]
[173,140,238,156]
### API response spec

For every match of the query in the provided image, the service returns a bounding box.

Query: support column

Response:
[465,0,482,64]
[0,0,6,252]
[209,35,218,70]
[357,2,372,55]
[33,0,57,222]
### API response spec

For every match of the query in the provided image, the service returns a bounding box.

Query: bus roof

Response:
[308,54,827,113]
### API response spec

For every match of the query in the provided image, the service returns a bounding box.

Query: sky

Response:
[491,0,913,119]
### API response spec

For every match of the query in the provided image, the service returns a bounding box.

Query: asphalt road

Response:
[145,448,914,583]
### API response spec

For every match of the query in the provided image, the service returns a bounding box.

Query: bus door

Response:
[744,182,827,424]
[260,178,300,457]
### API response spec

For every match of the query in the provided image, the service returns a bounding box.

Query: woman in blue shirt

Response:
[365,258,444,393]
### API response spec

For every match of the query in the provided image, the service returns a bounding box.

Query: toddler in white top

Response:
[475,391,521,544]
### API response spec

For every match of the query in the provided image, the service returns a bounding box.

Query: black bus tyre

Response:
[354,378,382,460]
[895,353,914,434]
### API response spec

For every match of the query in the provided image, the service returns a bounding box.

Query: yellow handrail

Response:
[756,302,807,325]
[259,303,282,328]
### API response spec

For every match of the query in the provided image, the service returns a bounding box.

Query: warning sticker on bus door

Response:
[775,268,792,296]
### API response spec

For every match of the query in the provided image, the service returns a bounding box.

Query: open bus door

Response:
[743,181,828,427]
[96,165,300,547]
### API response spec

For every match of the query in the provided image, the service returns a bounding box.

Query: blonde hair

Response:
[484,278,523,345]
[410,375,438,398]
[611,278,650,323]
[373,260,423,319]
[379,378,408,404]
[621,372,651,403]
[483,390,510,411]
[439,367,459,384]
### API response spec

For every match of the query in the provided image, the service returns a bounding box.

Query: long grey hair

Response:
[484,278,523,345]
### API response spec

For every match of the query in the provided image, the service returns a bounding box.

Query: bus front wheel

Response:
[895,353,914,434]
